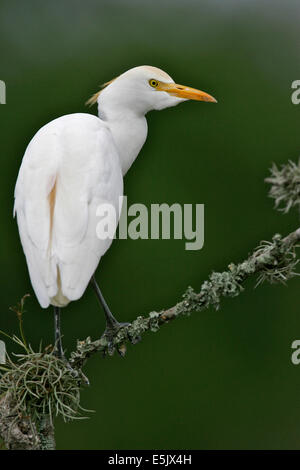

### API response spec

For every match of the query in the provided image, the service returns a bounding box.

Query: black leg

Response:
[90,275,131,354]
[53,306,89,384]
[90,275,121,329]
[54,306,65,359]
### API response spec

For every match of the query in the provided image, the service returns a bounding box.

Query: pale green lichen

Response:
[0,303,90,429]
[255,235,299,286]
[266,159,300,213]
[0,342,88,425]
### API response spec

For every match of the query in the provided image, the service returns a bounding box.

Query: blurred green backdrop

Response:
[1,0,300,450]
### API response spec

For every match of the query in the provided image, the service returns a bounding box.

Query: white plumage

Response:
[14,114,122,307]
[14,65,216,310]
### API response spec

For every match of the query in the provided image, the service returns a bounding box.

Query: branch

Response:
[1,159,299,450]
[69,228,300,369]
[0,393,55,450]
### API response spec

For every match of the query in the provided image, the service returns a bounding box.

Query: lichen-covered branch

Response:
[69,227,300,369]
[0,393,55,450]
[0,338,89,450]
[0,158,299,450]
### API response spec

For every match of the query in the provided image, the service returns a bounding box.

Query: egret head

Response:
[87,65,217,117]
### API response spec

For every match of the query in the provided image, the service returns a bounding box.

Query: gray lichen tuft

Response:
[0,341,89,426]
[265,159,300,213]
[255,234,299,286]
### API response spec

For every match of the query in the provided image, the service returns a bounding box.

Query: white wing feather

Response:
[14,113,123,308]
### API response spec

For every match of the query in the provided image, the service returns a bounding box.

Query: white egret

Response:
[14,65,216,356]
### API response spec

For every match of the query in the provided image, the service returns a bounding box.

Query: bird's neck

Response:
[98,106,148,176]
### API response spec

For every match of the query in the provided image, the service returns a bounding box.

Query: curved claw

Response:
[101,321,130,356]
[101,321,142,357]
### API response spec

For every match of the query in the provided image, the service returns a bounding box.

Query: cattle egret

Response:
[14,65,216,357]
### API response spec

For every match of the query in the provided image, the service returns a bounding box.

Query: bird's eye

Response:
[149,79,159,88]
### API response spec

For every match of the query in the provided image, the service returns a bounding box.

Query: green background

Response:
[0,0,300,450]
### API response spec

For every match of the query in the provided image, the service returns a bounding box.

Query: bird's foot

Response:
[101,321,142,356]
[101,321,131,356]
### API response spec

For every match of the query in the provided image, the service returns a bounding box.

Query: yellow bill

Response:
[157,82,217,103]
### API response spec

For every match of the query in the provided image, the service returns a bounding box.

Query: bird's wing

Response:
[14,113,123,308]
